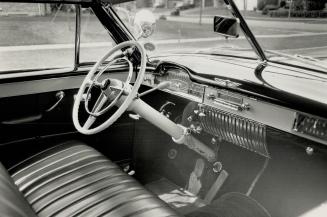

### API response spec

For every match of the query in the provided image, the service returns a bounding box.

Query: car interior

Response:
[0,1,327,217]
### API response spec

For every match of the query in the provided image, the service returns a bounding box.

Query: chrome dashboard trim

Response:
[204,87,327,146]
[198,104,269,157]
[292,112,327,141]
[143,64,327,146]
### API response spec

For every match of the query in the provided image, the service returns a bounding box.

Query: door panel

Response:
[0,71,135,168]
[0,89,78,144]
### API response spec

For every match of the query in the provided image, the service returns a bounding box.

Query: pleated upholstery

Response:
[9,141,180,217]
[0,163,37,217]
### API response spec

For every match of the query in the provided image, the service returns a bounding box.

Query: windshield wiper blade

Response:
[196,46,254,54]
[266,50,327,71]
[294,54,321,62]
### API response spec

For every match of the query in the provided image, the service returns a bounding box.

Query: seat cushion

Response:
[9,141,180,217]
[0,163,37,217]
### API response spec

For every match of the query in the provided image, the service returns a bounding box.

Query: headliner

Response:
[0,0,133,5]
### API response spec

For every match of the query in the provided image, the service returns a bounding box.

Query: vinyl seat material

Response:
[0,141,180,217]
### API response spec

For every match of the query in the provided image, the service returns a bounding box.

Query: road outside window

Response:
[0,3,75,72]
[79,8,116,64]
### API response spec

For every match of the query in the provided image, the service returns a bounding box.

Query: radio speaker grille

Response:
[199,105,269,158]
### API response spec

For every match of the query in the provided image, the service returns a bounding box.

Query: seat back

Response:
[0,163,37,217]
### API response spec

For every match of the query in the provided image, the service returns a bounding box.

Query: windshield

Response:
[114,0,327,69]
[113,1,255,57]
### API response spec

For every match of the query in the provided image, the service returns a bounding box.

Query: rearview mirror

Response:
[213,16,240,38]
[134,10,156,39]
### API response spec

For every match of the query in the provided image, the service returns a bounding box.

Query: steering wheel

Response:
[73,41,146,135]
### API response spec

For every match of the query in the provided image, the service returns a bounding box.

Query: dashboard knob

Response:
[207,93,216,100]
[196,126,203,133]
[306,146,314,155]
[213,161,223,173]
[211,138,217,145]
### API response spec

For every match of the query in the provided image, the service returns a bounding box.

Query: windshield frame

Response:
[220,0,327,74]
[223,0,267,62]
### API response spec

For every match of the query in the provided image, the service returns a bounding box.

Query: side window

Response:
[0,3,75,72]
[80,8,116,63]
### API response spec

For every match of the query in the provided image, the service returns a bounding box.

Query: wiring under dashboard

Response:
[246,157,269,196]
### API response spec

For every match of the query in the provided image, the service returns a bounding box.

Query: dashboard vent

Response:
[199,105,269,158]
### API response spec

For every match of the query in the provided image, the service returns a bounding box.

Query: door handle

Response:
[2,91,65,125]
[46,91,65,112]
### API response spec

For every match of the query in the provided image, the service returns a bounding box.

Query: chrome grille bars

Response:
[199,104,269,158]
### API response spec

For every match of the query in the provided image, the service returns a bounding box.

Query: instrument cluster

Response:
[143,64,205,101]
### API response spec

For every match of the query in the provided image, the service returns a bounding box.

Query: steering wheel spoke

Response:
[83,115,97,130]
[82,92,108,130]
[92,92,108,113]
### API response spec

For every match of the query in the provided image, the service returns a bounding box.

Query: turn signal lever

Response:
[137,81,171,98]
[129,81,171,120]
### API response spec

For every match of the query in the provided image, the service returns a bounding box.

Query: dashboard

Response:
[143,62,327,148]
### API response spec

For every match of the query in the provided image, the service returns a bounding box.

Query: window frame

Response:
[0,3,80,76]
[74,4,81,69]
[0,1,136,79]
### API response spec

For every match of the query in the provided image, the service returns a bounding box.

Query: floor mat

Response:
[186,192,271,217]
[145,178,206,215]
